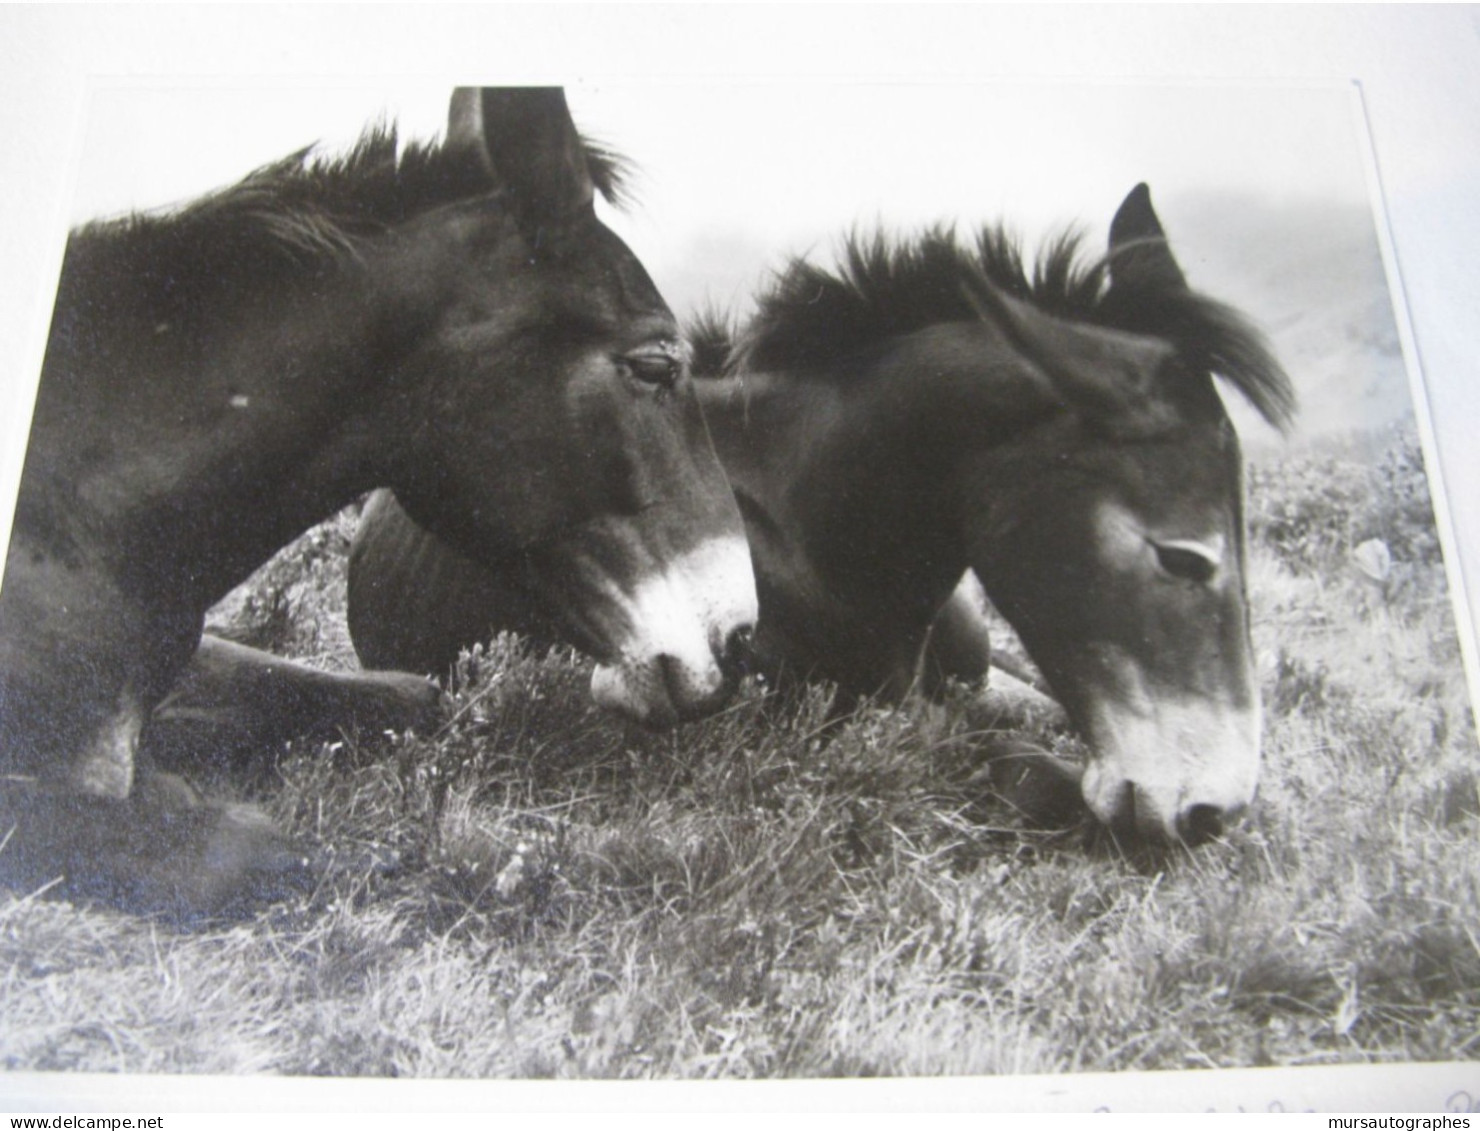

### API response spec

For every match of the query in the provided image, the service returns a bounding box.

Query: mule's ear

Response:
[1107,183,1187,292]
[447,87,595,222]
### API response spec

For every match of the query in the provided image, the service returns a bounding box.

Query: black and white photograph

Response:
[1,5,1478,1117]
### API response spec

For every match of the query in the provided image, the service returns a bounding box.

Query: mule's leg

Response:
[0,537,182,799]
[921,575,996,692]
[957,663,1084,829]
[0,781,317,920]
[923,573,1056,699]
[145,634,445,775]
[979,739,1088,828]
[0,547,327,917]
[0,659,320,918]
[0,683,320,919]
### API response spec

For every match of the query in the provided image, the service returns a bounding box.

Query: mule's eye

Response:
[620,346,684,389]
[1153,539,1221,585]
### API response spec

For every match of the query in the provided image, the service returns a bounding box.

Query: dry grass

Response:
[1,422,1476,1078]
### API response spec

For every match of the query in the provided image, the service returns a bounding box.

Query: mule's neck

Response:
[704,322,1064,567]
[697,321,1061,692]
[30,234,410,613]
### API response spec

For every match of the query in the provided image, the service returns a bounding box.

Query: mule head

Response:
[374,89,756,725]
[965,185,1291,846]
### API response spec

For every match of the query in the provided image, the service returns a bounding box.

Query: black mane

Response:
[65,124,631,306]
[704,225,1294,431]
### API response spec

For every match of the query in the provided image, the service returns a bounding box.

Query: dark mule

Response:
[347,185,1294,846]
[0,88,756,915]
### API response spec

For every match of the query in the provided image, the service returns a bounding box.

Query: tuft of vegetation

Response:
[1,421,1476,1077]
[1247,421,1445,578]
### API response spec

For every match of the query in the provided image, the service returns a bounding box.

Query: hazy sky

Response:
[69,80,1376,319]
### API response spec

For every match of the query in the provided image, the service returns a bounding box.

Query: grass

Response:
[1,420,1476,1078]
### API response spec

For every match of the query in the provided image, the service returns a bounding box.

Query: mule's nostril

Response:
[1178,804,1225,847]
[720,624,756,678]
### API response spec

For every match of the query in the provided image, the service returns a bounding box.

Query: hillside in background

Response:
[1135,192,1408,448]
